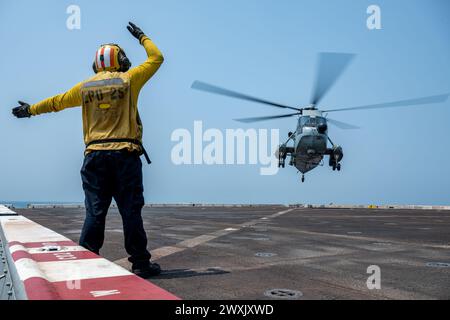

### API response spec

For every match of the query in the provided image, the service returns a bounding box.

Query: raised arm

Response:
[126,22,164,92]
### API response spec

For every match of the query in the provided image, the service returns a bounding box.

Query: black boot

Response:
[132,262,161,278]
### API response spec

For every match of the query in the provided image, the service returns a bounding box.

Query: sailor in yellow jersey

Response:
[12,22,163,278]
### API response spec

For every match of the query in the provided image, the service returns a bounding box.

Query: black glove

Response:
[12,101,32,118]
[127,22,145,41]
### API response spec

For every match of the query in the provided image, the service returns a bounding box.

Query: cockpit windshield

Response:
[299,116,326,127]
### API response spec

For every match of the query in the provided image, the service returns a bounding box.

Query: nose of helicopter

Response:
[295,132,328,155]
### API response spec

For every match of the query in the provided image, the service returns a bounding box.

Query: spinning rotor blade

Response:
[323,93,450,113]
[192,81,302,112]
[327,118,360,130]
[234,112,301,123]
[310,52,356,106]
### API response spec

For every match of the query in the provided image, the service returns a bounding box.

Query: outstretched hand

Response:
[127,22,145,41]
[12,101,32,118]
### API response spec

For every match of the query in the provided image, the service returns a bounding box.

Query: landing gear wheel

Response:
[277,147,286,168]
[332,164,336,171]
[337,163,341,171]
[301,175,305,183]
[278,156,285,168]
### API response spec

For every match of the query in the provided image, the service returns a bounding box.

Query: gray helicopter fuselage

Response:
[292,110,328,174]
[192,53,449,182]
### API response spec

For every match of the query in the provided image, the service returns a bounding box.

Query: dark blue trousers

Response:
[79,150,151,267]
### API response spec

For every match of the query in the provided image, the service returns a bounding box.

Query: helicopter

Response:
[192,53,449,182]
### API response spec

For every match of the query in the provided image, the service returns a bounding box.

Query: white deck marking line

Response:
[14,258,48,281]
[114,208,295,268]
[15,257,131,282]
[0,205,16,215]
[90,290,121,298]
[1,216,69,243]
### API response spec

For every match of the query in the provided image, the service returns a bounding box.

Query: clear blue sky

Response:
[1,0,449,205]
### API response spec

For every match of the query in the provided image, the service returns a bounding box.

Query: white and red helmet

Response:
[92,43,131,73]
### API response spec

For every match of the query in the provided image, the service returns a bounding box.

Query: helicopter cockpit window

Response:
[299,116,326,127]
[299,116,309,127]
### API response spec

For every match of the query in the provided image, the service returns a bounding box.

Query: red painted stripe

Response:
[100,47,105,69]
[11,250,32,262]
[110,47,115,69]
[32,250,98,262]
[12,250,98,262]
[24,275,180,300]
[24,277,61,300]
[43,275,179,300]
[9,240,78,248]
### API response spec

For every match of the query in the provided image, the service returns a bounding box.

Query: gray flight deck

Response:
[14,205,450,300]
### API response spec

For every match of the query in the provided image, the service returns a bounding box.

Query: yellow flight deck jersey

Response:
[30,36,164,156]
